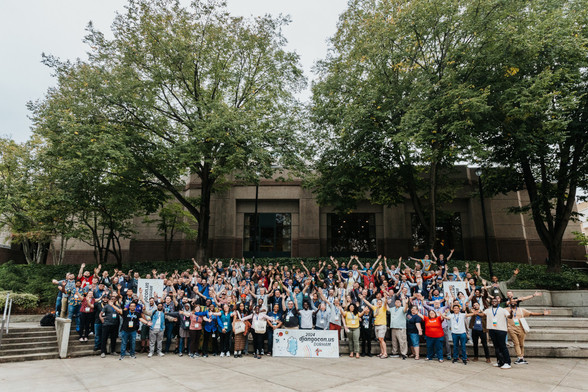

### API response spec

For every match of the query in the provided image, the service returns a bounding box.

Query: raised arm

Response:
[78,263,86,279]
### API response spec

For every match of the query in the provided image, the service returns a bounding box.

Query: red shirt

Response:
[81,298,95,313]
[424,316,444,338]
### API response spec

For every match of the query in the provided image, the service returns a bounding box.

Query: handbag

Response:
[234,320,246,334]
[253,317,267,334]
[520,317,530,333]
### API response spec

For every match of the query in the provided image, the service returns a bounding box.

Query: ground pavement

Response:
[0,355,586,392]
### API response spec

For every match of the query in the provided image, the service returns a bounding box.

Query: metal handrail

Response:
[0,291,13,348]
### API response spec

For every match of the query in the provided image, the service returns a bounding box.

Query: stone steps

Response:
[0,325,59,363]
[524,307,573,317]
[524,329,588,342]
[526,317,588,329]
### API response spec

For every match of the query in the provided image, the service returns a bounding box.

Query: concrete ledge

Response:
[510,290,553,306]
[551,290,588,317]
[55,317,71,359]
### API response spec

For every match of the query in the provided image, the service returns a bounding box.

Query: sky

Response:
[0,0,349,143]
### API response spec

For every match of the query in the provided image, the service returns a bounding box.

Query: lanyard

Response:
[491,306,499,318]
[453,313,460,323]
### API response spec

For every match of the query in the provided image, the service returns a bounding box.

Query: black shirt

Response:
[121,310,141,332]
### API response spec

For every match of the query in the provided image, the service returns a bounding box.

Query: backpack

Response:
[40,312,56,327]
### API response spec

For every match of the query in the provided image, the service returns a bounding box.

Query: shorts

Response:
[408,333,420,347]
[140,324,150,340]
[375,325,387,339]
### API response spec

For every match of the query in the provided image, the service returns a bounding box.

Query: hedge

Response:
[0,291,39,312]
[0,258,587,309]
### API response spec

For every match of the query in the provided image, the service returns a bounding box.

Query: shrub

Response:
[0,291,39,311]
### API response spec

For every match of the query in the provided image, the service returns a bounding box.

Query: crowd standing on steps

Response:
[51,251,550,368]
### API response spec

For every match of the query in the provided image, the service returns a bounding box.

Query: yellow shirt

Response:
[344,311,360,329]
[374,304,387,326]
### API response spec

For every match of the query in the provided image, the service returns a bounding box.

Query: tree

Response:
[475,0,588,272]
[310,0,507,249]
[32,0,306,262]
[143,202,198,261]
[0,137,74,264]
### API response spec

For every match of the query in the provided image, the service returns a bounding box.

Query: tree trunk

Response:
[195,167,214,263]
[546,239,562,273]
[427,160,439,250]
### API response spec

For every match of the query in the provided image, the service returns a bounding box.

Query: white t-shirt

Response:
[484,306,509,331]
[449,312,467,334]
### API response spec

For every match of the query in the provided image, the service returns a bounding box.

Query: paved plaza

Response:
[0,355,586,392]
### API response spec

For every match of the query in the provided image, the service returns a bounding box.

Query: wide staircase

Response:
[0,316,59,363]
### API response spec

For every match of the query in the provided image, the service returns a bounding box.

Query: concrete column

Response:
[55,317,71,359]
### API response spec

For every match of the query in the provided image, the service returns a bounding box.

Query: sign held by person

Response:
[138,279,164,303]
[273,329,339,358]
[443,281,467,300]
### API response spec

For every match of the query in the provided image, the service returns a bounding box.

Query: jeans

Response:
[452,332,467,360]
[94,323,102,350]
[472,329,490,358]
[55,295,62,315]
[426,336,444,360]
[489,329,511,366]
[68,304,81,331]
[164,321,175,353]
[120,330,137,357]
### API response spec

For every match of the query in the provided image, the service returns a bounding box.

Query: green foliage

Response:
[0,291,40,311]
[309,0,510,247]
[31,0,308,263]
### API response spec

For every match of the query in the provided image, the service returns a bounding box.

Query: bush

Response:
[0,291,39,311]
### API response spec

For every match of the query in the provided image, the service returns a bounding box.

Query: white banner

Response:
[273,329,339,358]
[443,281,467,300]
[138,279,164,303]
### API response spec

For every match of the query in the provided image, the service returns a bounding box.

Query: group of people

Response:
[51,250,549,368]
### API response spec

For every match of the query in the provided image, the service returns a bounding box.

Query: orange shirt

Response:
[424,316,444,338]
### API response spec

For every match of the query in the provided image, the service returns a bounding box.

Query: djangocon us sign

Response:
[272,329,339,358]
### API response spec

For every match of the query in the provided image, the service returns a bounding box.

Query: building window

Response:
[244,213,291,258]
[411,212,463,257]
[327,213,376,256]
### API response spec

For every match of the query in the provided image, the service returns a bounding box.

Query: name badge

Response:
[514,318,520,327]
[194,323,200,329]
[492,318,497,327]
[286,316,290,322]
[128,321,134,328]
[212,333,216,338]
[74,294,79,299]
[475,319,482,326]
[85,307,90,312]
[185,321,190,328]
[224,322,228,328]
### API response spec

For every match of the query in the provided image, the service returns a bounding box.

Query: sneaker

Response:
[131,355,136,359]
[100,353,105,358]
[520,359,529,365]
[179,353,183,357]
[391,355,400,358]
[501,364,512,369]
[148,352,153,358]
[84,338,88,342]
[79,338,84,342]
[514,358,523,365]
[463,359,467,365]
[261,350,264,355]
[226,351,230,357]
[401,355,407,360]
[158,352,165,357]
[220,352,225,357]
[119,356,123,361]
[493,363,501,367]
[452,359,458,364]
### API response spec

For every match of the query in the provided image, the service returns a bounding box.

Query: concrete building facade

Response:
[2,167,586,265]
